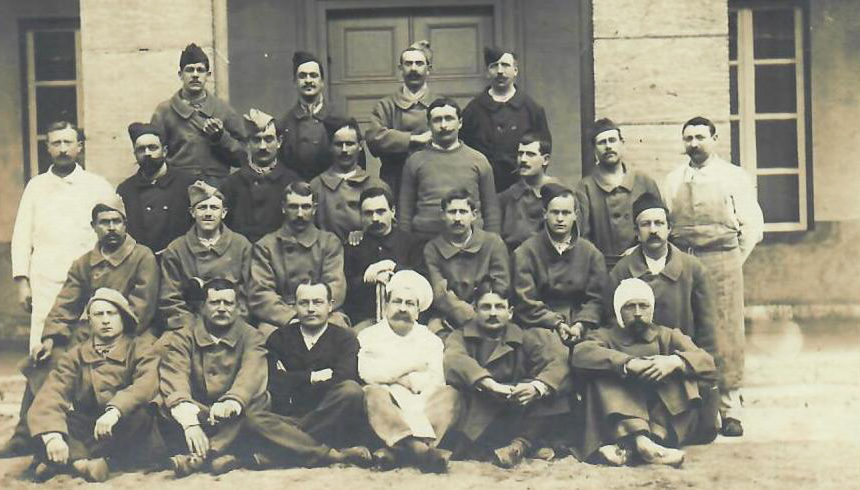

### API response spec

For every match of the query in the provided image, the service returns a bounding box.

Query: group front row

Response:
[23,271,719,482]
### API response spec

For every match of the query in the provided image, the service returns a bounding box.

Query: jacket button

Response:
[163,205,169,210]
[145,206,152,211]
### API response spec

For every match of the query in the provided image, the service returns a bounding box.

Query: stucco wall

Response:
[79,0,218,185]
[809,0,860,221]
[591,0,731,181]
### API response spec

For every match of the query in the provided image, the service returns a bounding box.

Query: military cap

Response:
[631,192,669,223]
[188,180,225,207]
[127,122,162,145]
[179,43,209,70]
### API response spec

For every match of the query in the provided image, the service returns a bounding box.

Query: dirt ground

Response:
[0,320,858,489]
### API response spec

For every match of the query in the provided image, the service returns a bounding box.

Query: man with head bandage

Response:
[571,278,720,468]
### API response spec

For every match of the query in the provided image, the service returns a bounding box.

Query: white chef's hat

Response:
[387,270,433,312]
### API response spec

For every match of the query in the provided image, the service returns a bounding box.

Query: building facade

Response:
[0,0,857,337]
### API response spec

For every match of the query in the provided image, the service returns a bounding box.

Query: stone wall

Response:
[79,0,218,185]
[591,0,730,180]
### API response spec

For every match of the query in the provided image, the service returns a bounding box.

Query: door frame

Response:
[301,0,526,90]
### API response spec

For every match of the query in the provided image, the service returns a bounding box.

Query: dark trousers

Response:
[35,406,165,469]
[277,380,368,448]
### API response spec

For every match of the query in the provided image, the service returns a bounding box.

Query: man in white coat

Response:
[357,270,462,473]
[2,121,114,457]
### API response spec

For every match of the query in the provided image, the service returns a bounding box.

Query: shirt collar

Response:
[47,163,84,184]
[90,236,137,267]
[192,315,240,348]
[185,226,237,256]
[393,86,435,110]
[300,324,329,350]
[431,140,461,152]
[276,223,321,248]
[476,86,525,110]
[80,334,133,364]
[433,227,484,260]
[625,243,683,281]
[318,167,371,191]
[592,164,635,193]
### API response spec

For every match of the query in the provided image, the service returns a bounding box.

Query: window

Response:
[22,21,83,180]
[729,3,809,231]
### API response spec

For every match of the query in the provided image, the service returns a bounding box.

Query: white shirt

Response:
[300,324,328,350]
[11,164,115,281]
[644,253,667,275]
[357,319,444,387]
[662,154,764,261]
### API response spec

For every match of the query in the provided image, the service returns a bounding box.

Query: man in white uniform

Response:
[662,116,763,437]
[4,121,114,456]
[358,270,462,472]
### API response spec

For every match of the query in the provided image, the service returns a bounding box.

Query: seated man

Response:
[513,183,606,344]
[424,188,509,334]
[358,271,461,473]
[220,108,300,243]
[497,132,558,251]
[160,180,252,332]
[159,278,364,477]
[310,117,389,242]
[608,192,717,367]
[28,288,163,482]
[444,281,572,468]
[265,282,370,456]
[248,181,348,336]
[571,278,719,467]
[344,186,423,326]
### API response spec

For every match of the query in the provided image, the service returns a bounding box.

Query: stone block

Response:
[594,0,728,39]
[80,0,213,53]
[607,122,732,182]
[594,36,730,125]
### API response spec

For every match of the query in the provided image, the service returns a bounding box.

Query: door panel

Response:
[327,7,493,176]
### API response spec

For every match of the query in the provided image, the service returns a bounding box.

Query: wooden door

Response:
[327,7,494,175]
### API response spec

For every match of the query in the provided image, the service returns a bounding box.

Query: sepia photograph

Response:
[0,0,857,488]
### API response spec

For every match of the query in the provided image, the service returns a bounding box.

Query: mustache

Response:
[627,318,650,332]
[391,312,413,321]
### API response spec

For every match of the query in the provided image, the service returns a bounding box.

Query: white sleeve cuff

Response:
[170,402,201,429]
[41,432,63,445]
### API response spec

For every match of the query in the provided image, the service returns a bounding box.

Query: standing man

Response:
[10,121,114,359]
[310,117,389,241]
[358,271,461,473]
[117,122,195,255]
[461,47,550,192]
[265,282,370,456]
[160,181,252,332]
[159,278,365,476]
[571,279,719,467]
[399,97,501,242]
[276,51,334,181]
[151,43,247,186]
[498,133,558,251]
[220,109,300,243]
[608,193,717,368]
[344,187,423,326]
[661,116,764,437]
[513,184,606,344]
[424,189,510,334]
[249,181,348,337]
[575,118,662,270]
[365,40,435,197]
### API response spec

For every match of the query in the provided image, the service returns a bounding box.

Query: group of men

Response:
[4,40,763,481]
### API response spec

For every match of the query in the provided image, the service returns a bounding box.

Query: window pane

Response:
[753,9,795,59]
[757,174,800,223]
[755,65,796,113]
[728,11,738,61]
[730,120,740,166]
[730,66,738,114]
[34,31,76,81]
[755,119,798,168]
[36,86,77,133]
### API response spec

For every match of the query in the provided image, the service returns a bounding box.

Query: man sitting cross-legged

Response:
[570,278,719,467]
[358,271,462,473]
[264,281,371,466]
[27,288,164,482]
[158,278,366,477]
[443,280,572,468]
